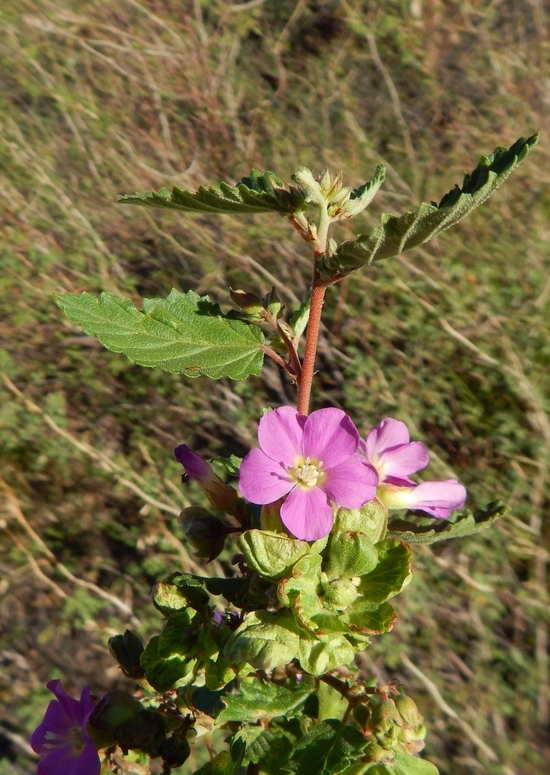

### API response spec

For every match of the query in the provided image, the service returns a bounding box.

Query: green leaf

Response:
[284,719,367,775]
[239,530,313,581]
[152,573,210,615]
[345,599,398,636]
[392,753,439,775]
[341,165,386,219]
[140,635,198,691]
[386,501,505,545]
[119,169,305,215]
[298,634,356,676]
[237,726,296,771]
[320,134,539,278]
[333,501,388,544]
[56,289,265,380]
[324,531,379,580]
[225,610,301,670]
[289,293,311,340]
[277,553,324,631]
[358,539,412,604]
[217,679,311,723]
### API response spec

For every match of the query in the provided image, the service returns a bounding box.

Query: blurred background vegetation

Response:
[0,0,549,773]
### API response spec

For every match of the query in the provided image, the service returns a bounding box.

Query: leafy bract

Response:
[119,169,305,215]
[283,720,367,775]
[386,501,505,545]
[140,635,197,691]
[239,530,312,581]
[56,289,264,380]
[216,680,311,723]
[357,539,412,604]
[319,134,538,278]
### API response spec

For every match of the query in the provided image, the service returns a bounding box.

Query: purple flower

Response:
[31,680,100,775]
[239,406,378,540]
[360,418,466,518]
[174,444,238,513]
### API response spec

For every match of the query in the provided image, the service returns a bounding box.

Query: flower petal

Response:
[322,457,378,509]
[302,408,359,468]
[239,448,293,504]
[379,479,466,518]
[257,406,306,463]
[281,485,334,540]
[376,441,429,481]
[365,418,410,460]
[31,702,73,752]
[45,680,83,727]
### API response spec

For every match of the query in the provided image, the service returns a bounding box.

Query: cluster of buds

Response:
[360,686,427,765]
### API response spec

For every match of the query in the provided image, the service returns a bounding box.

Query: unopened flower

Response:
[31,680,99,775]
[239,406,378,540]
[174,445,238,513]
[361,418,466,518]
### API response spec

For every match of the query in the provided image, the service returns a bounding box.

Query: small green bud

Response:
[394,694,423,729]
[108,630,145,679]
[230,288,264,319]
[179,507,229,561]
[322,576,358,610]
[261,287,283,317]
[371,699,402,750]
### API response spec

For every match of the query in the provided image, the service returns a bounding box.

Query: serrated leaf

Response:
[56,289,265,380]
[284,720,367,775]
[341,165,386,219]
[119,169,305,215]
[236,726,293,769]
[320,134,538,278]
[386,501,505,545]
[217,679,311,723]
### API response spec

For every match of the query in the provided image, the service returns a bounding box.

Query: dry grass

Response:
[1,1,549,773]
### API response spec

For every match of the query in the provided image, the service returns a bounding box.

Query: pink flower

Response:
[361,418,466,519]
[239,407,378,540]
[174,444,238,512]
[31,680,100,775]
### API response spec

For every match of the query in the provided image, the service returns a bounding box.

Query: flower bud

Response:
[175,445,239,513]
[159,735,191,768]
[322,577,358,610]
[108,630,145,680]
[230,288,264,319]
[371,699,402,750]
[179,507,229,561]
[89,690,144,738]
[394,694,423,729]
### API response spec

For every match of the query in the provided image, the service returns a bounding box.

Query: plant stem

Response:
[297,204,331,415]
[297,279,326,416]
[260,344,298,383]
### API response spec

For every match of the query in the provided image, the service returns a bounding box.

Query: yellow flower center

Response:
[291,456,325,488]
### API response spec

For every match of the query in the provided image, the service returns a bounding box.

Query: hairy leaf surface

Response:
[119,169,305,215]
[57,289,264,379]
[320,134,538,278]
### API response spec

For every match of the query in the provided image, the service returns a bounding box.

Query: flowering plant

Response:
[33,134,537,774]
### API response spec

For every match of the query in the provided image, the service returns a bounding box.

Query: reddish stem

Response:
[296,279,326,416]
